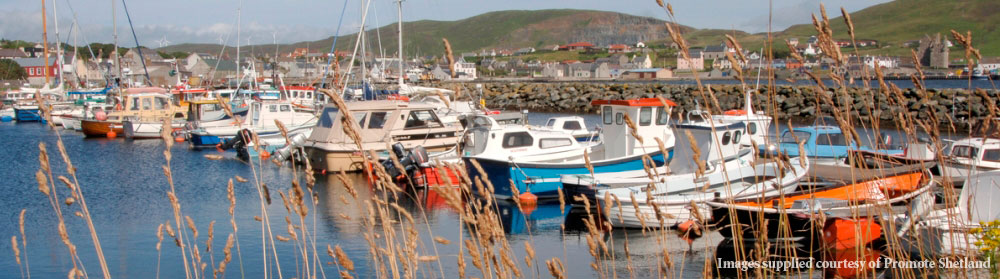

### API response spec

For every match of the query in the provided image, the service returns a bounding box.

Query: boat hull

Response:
[80,120,123,137]
[464,150,670,200]
[14,108,41,122]
[306,145,452,172]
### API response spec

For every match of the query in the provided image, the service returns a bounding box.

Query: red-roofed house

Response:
[559,42,595,51]
[607,44,631,53]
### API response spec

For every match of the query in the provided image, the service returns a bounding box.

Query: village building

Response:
[916,33,949,69]
[676,50,704,70]
[608,44,631,54]
[621,68,672,80]
[13,57,59,85]
[0,49,28,59]
[559,42,595,51]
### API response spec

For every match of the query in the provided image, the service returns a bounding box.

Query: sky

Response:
[0,0,892,48]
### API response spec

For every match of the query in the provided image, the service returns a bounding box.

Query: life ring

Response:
[386,95,410,101]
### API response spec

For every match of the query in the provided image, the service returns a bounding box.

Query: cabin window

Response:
[318,107,339,128]
[142,98,152,110]
[562,121,582,130]
[546,119,556,127]
[732,130,742,145]
[280,105,291,112]
[603,106,613,125]
[130,98,140,110]
[353,112,368,127]
[539,138,573,149]
[639,107,652,126]
[615,112,623,125]
[953,145,979,159]
[656,107,668,125]
[984,149,1000,162]
[748,123,757,135]
[502,132,533,148]
[721,132,731,145]
[780,131,809,144]
[404,110,443,129]
[367,112,389,129]
[154,98,167,110]
[269,105,278,112]
[816,133,847,146]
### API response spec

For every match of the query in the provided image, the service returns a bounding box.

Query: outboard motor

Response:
[272,133,308,162]
[218,129,254,152]
[381,143,428,181]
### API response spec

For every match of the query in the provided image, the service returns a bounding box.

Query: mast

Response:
[236,0,242,90]
[42,0,50,86]
[113,0,123,93]
[52,0,62,88]
[396,0,404,88]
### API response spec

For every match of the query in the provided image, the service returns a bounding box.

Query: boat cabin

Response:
[246,101,315,129]
[462,115,584,162]
[591,98,677,159]
[764,124,903,163]
[106,88,186,121]
[282,86,327,107]
[943,138,1000,165]
[307,100,461,150]
[541,116,598,142]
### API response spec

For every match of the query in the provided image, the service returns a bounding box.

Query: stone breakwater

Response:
[437,82,994,122]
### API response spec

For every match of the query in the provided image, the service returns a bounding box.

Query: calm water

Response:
[628,78,1000,90]
[0,118,721,278]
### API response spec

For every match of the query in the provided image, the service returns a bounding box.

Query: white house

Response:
[978,57,1000,73]
[863,56,898,69]
[630,54,652,69]
[676,51,704,71]
[453,58,477,80]
[636,42,647,48]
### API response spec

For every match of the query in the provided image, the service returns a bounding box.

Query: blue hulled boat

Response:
[463,98,679,200]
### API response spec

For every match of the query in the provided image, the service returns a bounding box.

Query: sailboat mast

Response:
[236,0,242,90]
[52,0,62,88]
[42,0,50,86]
[112,0,123,93]
[396,0,404,88]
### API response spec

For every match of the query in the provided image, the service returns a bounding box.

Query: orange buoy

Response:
[677,220,703,237]
[724,109,747,116]
[174,136,185,143]
[260,150,271,159]
[216,144,225,153]
[106,131,117,139]
[518,191,538,206]
[823,218,881,250]
[521,202,537,215]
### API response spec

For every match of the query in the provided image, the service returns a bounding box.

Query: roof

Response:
[591,98,677,107]
[608,44,628,49]
[0,49,27,58]
[281,86,315,91]
[704,45,726,53]
[203,59,238,71]
[12,57,56,67]
[564,42,595,48]
[791,126,841,134]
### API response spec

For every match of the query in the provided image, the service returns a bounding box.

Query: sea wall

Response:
[434,82,995,122]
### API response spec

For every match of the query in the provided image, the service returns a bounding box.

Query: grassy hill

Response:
[778,0,1000,57]
[156,1,1000,62]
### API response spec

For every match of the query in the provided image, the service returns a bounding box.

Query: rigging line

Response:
[62,0,111,85]
[120,0,151,85]
[319,0,351,91]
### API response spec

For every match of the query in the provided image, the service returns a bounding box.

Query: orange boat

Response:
[81,88,186,138]
[709,168,933,240]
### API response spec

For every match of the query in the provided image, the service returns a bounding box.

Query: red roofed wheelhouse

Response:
[559,42,595,51]
[591,98,678,107]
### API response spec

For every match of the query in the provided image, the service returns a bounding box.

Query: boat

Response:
[539,116,599,142]
[80,87,186,138]
[708,165,934,240]
[13,103,42,122]
[189,100,317,147]
[123,119,186,140]
[463,98,677,200]
[938,119,1000,185]
[584,120,808,229]
[281,86,328,109]
[902,170,1000,256]
[304,100,462,172]
[758,117,905,166]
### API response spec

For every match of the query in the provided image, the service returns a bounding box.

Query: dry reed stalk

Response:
[557,187,566,215]
[622,113,644,144]
[443,38,456,78]
[334,245,355,271]
[17,209,28,278]
[546,257,566,279]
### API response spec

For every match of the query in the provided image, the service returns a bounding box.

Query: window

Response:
[780,131,809,144]
[953,146,979,159]
[318,107,339,128]
[984,149,1000,162]
[603,106,613,125]
[748,123,757,135]
[502,132,533,148]
[252,103,261,123]
[562,121,582,130]
[615,112,623,125]
[656,107,669,125]
[269,105,278,112]
[639,107,652,126]
[721,132,731,145]
[367,112,389,129]
[130,98,140,110]
[404,110,442,129]
[353,112,367,127]
[732,130,742,145]
[540,138,573,149]
[816,133,847,146]
[280,105,291,112]
[546,119,556,128]
[142,98,152,110]
[154,97,167,110]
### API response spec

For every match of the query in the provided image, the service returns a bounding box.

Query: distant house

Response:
[595,54,628,67]
[979,57,1000,73]
[461,52,477,58]
[13,57,59,85]
[559,42,595,51]
[676,50,704,71]
[453,58,477,80]
[786,60,804,70]
[515,47,536,55]
[702,44,729,60]
[541,63,564,78]
[635,42,647,48]
[288,48,309,58]
[430,65,450,80]
[630,54,652,69]
[712,58,732,70]
[788,38,799,47]
[608,44,631,54]
[0,49,28,59]
[622,68,672,80]
[771,59,787,69]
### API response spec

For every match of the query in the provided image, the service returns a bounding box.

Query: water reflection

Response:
[494,201,571,234]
